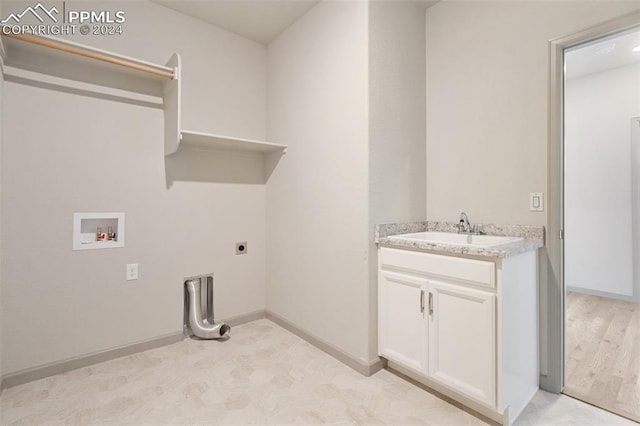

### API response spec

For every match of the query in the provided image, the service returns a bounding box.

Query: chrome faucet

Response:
[458,212,485,235]
[458,212,472,233]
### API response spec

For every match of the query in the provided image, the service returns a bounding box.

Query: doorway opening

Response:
[562,28,640,422]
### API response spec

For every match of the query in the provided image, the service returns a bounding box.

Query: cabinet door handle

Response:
[420,289,425,313]
[428,292,433,316]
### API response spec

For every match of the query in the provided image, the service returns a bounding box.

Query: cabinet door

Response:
[379,270,428,374]
[428,280,496,407]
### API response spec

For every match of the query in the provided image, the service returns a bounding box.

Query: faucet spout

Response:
[458,212,471,233]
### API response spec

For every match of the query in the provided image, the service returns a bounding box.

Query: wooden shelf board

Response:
[3,65,163,106]
[179,130,287,154]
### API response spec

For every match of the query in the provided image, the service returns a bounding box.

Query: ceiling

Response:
[565,28,640,79]
[152,0,439,45]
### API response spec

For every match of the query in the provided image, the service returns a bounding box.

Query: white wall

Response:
[565,64,640,300]
[0,0,4,387]
[424,0,640,387]
[266,0,371,364]
[369,1,426,226]
[1,1,267,375]
[425,0,640,225]
[0,71,2,391]
[368,0,426,358]
[633,117,640,303]
[266,0,426,368]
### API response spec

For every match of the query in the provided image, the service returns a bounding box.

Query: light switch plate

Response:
[530,193,544,212]
[126,263,139,280]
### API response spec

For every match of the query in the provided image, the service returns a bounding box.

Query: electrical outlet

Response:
[529,193,544,212]
[126,263,139,280]
[236,242,247,255]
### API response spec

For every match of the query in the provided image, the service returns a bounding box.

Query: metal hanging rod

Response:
[1,28,174,79]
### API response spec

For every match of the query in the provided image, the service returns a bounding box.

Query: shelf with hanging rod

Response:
[0,28,287,162]
[1,28,173,79]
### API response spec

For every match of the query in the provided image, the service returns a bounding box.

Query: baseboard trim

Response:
[220,310,266,327]
[1,332,182,390]
[387,360,503,426]
[566,286,638,303]
[1,310,382,390]
[265,310,384,377]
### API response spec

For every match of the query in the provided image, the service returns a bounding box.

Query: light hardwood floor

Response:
[565,291,640,423]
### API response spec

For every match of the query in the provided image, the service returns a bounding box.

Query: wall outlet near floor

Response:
[529,192,544,212]
[126,263,139,280]
[236,242,247,255]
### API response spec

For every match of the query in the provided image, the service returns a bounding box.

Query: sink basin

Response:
[388,232,523,248]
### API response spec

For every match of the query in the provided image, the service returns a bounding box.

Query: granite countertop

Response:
[375,221,544,259]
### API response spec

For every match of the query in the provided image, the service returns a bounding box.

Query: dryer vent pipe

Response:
[185,277,230,339]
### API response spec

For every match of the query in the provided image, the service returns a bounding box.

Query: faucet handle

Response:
[471,224,485,235]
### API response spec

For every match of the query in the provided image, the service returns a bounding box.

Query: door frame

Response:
[546,10,640,393]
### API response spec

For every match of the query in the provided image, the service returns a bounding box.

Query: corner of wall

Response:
[367,0,427,365]
[265,0,371,364]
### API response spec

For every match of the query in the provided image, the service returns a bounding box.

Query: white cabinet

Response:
[378,270,428,374]
[378,246,538,425]
[378,271,496,406]
[428,279,495,406]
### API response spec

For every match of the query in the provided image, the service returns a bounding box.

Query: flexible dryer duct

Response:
[185,278,230,339]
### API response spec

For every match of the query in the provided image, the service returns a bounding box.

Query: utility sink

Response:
[388,231,523,248]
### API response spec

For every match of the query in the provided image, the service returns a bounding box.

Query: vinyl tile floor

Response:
[1,319,637,425]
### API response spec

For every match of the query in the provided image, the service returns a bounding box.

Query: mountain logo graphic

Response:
[1,3,59,24]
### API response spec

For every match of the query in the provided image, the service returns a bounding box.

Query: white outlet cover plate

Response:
[126,263,139,281]
[530,192,544,212]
